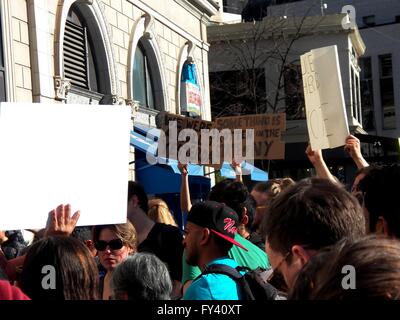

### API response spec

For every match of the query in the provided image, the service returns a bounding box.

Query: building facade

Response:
[0,0,218,184]
[207,13,368,181]
[267,0,400,139]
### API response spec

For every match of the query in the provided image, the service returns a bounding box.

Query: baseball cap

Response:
[187,201,248,251]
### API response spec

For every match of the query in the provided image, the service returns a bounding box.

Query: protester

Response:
[127,181,183,299]
[290,236,400,300]
[261,178,365,291]
[19,235,99,300]
[182,201,247,300]
[111,252,172,300]
[148,198,178,227]
[92,222,137,300]
[0,204,80,282]
[358,164,400,237]
[251,178,295,232]
[178,163,269,295]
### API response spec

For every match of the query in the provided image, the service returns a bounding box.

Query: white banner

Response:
[0,103,131,230]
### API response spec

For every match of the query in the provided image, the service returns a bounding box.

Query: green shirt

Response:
[182,233,270,284]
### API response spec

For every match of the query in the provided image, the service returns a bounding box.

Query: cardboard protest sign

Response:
[0,103,131,230]
[301,45,349,150]
[214,113,286,160]
[155,111,213,164]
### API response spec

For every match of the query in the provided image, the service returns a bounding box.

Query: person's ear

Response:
[241,207,249,226]
[199,228,211,246]
[291,245,312,268]
[375,216,390,236]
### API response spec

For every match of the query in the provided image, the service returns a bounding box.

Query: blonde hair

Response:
[92,221,138,252]
[148,199,178,227]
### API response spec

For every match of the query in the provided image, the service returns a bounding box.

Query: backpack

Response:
[201,264,286,300]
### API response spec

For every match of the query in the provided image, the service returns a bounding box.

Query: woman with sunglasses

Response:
[92,222,137,300]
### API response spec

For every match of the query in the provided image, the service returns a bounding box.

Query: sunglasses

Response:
[94,238,124,251]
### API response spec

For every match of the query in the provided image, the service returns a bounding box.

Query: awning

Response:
[130,130,204,176]
[220,162,268,181]
[130,124,268,181]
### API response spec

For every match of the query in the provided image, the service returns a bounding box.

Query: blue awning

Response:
[130,130,204,176]
[220,162,268,182]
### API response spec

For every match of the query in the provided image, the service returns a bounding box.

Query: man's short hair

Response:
[208,178,234,202]
[359,164,400,238]
[262,178,365,255]
[220,181,249,221]
[128,181,149,214]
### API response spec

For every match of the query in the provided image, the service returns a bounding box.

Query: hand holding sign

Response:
[45,204,80,237]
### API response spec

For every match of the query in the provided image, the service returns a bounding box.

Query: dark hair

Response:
[208,178,233,202]
[262,178,365,255]
[19,236,99,300]
[111,253,172,300]
[289,247,333,299]
[71,226,92,242]
[243,195,257,229]
[358,164,400,238]
[128,181,149,214]
[220,181,249,221]
[292,236,400,300]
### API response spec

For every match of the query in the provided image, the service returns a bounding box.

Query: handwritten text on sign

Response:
[214,113,286,160]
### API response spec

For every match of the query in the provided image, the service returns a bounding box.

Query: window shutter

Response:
[63,20,89,89]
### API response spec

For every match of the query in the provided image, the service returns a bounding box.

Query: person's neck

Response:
[128,208,155,245]
[238,224,250,239]
[199,251,229,271]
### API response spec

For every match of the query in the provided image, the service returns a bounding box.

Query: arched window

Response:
[63,3,111,103]
[0,9,6,102]
[133,42,155,109]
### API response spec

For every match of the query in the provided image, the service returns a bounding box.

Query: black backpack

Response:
[201,264,286,300]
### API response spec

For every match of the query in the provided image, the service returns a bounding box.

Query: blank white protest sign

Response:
[301,45,349,150]
[0,103,131,230]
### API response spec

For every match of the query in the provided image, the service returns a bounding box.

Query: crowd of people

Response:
[1,134,400,300]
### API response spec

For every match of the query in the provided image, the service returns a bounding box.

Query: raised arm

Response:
[306,145,337,183]
[231,160,243,183]
[178,163,192,213]
[345,135,369,169]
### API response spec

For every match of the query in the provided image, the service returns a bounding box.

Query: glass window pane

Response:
[145,61,154,109]
[133,46,147,107]
[360,57,372,79]
[379,55,396,129]
[0,11,3,68]
[360,57,375,130]
[380,55,392,77]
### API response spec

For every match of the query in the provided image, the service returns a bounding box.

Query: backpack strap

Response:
[201,263,243,279]
[198,264,255,300]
